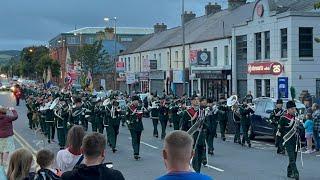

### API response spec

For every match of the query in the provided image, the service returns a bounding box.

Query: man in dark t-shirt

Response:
[61,133,124,180]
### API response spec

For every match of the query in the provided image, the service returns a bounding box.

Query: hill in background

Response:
[0,50,21,65]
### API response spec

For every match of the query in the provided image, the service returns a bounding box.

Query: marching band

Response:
[21,84,304,178]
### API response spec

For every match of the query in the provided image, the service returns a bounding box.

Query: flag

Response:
[46,66,53,88]
[86,71,93,92]
[65,47,72,73]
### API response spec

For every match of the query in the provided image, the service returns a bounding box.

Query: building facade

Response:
[232,0,320,99]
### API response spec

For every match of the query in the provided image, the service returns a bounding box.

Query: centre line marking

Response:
[128,137,158,149]
[316,155,320,157]
[205,164,224,172]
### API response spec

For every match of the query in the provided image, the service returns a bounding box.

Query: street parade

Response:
[1,0,320,180]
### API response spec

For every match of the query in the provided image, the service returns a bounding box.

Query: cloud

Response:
[0,0,253,50]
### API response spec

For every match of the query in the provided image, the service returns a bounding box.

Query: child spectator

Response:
[34,149,61,179]
[7,148,35,180]
[304,114,315,153]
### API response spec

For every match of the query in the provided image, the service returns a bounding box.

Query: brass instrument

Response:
[282,113,303,146]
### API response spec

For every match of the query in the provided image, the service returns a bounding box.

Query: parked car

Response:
[0,81,10,91]
[250,97,306,141]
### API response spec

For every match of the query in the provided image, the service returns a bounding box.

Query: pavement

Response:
[1,91,319,180]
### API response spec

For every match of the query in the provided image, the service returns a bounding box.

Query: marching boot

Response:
[134,154,141,160]
[248,143,251,148]
[112,148,117,153]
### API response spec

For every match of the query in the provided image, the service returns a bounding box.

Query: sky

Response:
[0,0,254,50]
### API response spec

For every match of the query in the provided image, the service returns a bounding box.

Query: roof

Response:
[67,27,154,35]
[122,0,320,55]
[131,2,255,53]
[101,40,126,56]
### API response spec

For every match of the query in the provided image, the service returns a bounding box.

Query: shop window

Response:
[158,53,162,69]
[128,57,131,71]
[265,31,270,59]
[316,79,320,98]
[281,28,288,58]
[265,79,270,97]
[255,33,262,60]
[224,46,229,65]
[213,47,218,66]
[255,79,262,98]
[236,35,247,61]
[299,27,313,58]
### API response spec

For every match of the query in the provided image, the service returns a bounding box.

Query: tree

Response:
[74,40,112,81]
[315,2,320,9]
[35,54,61,78]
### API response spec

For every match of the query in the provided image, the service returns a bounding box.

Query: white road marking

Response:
[128,137,158,149]
[205,164,225,172]
[316,155,320,157]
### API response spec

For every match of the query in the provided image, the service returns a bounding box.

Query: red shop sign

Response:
[247,62,283,75]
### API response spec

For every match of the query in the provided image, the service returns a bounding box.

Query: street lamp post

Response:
[104,17,118,90]
[182,0,187,95]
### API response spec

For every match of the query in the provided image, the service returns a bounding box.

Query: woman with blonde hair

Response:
[56,125,86,172]
[7,148,34,180]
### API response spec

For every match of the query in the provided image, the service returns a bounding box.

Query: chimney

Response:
[154,23,167,33]
[182,11,196,24]
[205,2,222,16]
[228,0,246,10]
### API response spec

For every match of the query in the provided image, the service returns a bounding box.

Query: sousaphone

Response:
[227,95,238,107]
[50,98,60,110]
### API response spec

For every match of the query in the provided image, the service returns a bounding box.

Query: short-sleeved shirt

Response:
[156,171,212,180]
[304,119,314,134]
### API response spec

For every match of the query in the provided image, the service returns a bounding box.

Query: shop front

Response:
[150,70,165,96]
[192,69,231,100]
[138,72,149,93]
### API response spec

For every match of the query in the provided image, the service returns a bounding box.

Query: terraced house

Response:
[119,0,320,100]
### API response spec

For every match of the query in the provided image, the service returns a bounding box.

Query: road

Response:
[1,91,319,180]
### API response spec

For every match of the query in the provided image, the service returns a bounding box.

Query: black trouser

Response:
[285,137,299,177]
[192,144,206,173]
[234,122,241,143]
[159,117,168,139]
[15,97,20,106]
[46,122,55,141]
[172,115,180,130]
[219,118,227,138]
[107,124,120,149]
[241,123,250,145]
[129,130,142,155]
[151,118,159,136]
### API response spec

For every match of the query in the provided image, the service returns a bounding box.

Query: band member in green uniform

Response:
[45,97,55,143]
[181,96,207,173]
[279,101,300,179]
[26,95,34,129]
[239,100,254,147]
[169,98,180,130]
[270,99,285,154]
[127,96,144,160]
[232,103,241,144]
[206,98,218,155]
[149,98,160,137]
[70,97,86,128]
[54,98,69,149]
[92,97,103,133]
[159,98,169,139]
[107,100,121,153]
[217,97,228,141]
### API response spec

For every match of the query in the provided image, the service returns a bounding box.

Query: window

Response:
[265,79,270,97]
[128,57,131,71]
[158,53,162,69]
[85,37,94,44]
[213,47,218,66]
[154,54,156,60]
[67,37,79,44]
[281,28,288,58]
[134,57,137,71]
[299,27,313,58]
[224,46,229,65]
[236,35,247,61]
[125,58,127,71]
[146,55,148,60]
[175,51,179,68]
[255,33,262,60]
[167,52,170,69]
[120,37,133,42]
[264,31,270,59]
[265,101,274,113]
[255,79,262,98]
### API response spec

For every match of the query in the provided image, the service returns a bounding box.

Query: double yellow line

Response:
[13,130,38,166]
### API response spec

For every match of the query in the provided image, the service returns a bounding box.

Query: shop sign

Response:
[126,73,136,84]
[247,62,283,75]
[149,60,157,70]
[278,77,288,98]
[138,72,149,81]
[142,59,150,72]
[197,51,211,65]
[150,71,165,80]
[116,61,125,72]
[189,50,198,65]
[193,70,223,79]
[172,70,184,83]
